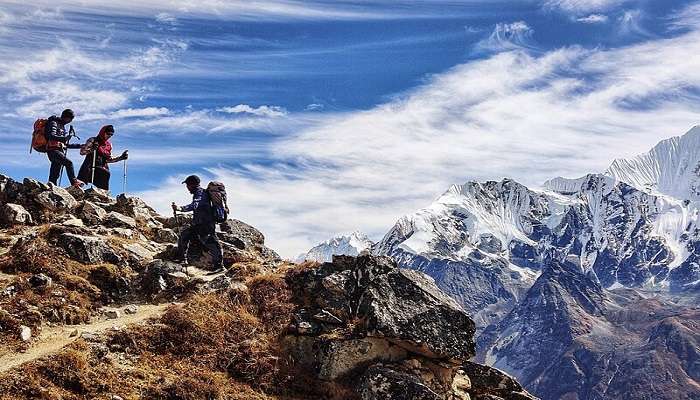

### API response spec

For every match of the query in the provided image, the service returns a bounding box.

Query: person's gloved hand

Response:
[121,150,129,160]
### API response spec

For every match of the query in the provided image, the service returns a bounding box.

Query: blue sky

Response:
[1,0,700,257]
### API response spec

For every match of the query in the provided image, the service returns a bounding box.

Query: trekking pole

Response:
[122,157,128,195]
[90,148,97,189]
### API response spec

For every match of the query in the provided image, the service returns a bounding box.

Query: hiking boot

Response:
[206,265,225,275]
[71,179,85,188]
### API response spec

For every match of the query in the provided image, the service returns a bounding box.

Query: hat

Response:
[182,175,201,186]
[61,109,75,119]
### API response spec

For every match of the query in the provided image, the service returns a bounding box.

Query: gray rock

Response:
[77,201,107,225]
[19,325,32,342]
[58,233,121,264]
[287,255,476,361]
[359,365,441,400]
[1,203,32,226]
[139,259,183,296]
[153,227,179,243]
[461,362,537,400]
[124,305,138,315]
[104,309,121,319]
[123,243,155,264]
[80,332,99,341]
[34,183,77,212]
[29,273,52,288]
[113,194,159,225]
[22,177,49,193]
[104,211,137,229]
[478,234,503,254]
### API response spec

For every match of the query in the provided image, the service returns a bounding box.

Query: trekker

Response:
[171,175,224,272]
[45,109,84,188]
[77,125,128,191]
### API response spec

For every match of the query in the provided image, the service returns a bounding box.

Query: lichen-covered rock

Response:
[359,365,442,400]
[153,227,178,243]
[104,211,137,229]
[287,254,476,361]
[34,183,77,212]
[113,194,159,226]
[1,203,32,226]
[461,362,537,400]
[57,232,121,264]
[77,201,107,225]
[283,336,408,381]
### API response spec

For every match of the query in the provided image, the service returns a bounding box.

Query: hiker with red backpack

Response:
[77,125,128,191]
[34,109,85,188]
[171,175,227,273]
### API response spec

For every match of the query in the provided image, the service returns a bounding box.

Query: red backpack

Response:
[30,119,48,153]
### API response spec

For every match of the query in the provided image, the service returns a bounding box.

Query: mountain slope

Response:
[605,126,700,202]
[372,127,700,399]
[296,231,373,263]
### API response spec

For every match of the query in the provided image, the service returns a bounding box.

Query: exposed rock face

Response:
[104,211,137,229]
[77,201,107,225]
[1,203,32,226]
[57,232,122,265]
[284,254,536,400]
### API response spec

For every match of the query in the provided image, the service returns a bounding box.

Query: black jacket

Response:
[181,187,215,225]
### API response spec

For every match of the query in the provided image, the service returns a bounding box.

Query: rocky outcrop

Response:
[1,203,32,226]
[284,254,536,400]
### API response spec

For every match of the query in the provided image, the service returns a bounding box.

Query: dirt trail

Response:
[0,303,172,374]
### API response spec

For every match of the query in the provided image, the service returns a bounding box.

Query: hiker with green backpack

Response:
[31,109,85,188]
[171,175,228,273]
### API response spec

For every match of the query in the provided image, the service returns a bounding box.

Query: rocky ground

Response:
[0,174,535,400]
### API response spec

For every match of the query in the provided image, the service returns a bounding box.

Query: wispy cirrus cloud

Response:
[544,0,627,14]
[217,104,288,118]
[474,21,536,53]
[142,17,700,258]
[576,13,609,23]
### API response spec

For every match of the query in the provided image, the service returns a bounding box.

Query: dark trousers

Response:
[47,150,76,185]
[78,159,111,190]
[177,223,223,268]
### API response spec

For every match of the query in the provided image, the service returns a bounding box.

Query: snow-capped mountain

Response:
[297,231,373,263]
[605,125,700,202]
[372,126,700,399]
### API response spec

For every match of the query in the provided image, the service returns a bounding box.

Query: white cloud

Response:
[0,39,187,116]
[474,21,535,53]
[617,9,650,37]
[576,14,609,23]
[305,103,324,111]
[217,104,288,118]
[0,0,425,21]
[143,25,700,258]
[544,0,625,14]
[155,12,177,25]
[668,2,700,31]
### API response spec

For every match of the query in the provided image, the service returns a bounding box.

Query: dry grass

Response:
[0,226,137,352]
[0,271,317,400]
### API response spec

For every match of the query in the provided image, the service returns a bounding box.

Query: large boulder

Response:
[359,365,442,400]
[57,233,121,264]
[112,194,160,227]
[104,211,137,229]
[33,182,77,213]
[77,201,107,225]
[287,255,476,361]
[1,203,33,226]
[460,362,537,400]
[284,254,480,399]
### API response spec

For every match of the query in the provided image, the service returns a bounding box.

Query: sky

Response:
[1,0,700,258]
